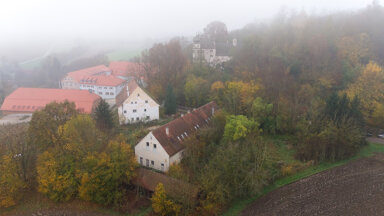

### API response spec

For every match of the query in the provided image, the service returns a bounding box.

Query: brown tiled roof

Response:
[151,102,217,156]
[127,79,138,96]
[132,168,199,199]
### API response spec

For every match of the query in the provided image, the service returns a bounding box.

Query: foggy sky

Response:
[0,0,378,45]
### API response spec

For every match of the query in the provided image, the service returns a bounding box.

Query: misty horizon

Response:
[1,0,378,44]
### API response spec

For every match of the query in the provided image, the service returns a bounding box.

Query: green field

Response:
[107,49,142,61]
[223,141,384,216]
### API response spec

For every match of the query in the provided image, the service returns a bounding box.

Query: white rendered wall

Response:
[135,132,170,172]
[118,87,159,124]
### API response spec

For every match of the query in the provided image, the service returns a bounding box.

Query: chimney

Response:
[126,85,130,96]
[165,127,169,136]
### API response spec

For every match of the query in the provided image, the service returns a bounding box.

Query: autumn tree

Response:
[184,75,209,107]
[345,61,384,118]
[28,101,78,151]
[151,183,181,216]
[217,81,261,115]
[36,115,102,202]
[223,115,259,141]
[79,135,137,207]
[0,154,26,207]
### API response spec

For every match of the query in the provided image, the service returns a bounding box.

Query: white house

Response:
[117,80,159,124]
[192,34,236,67]
[61,65,126,106]
[135,102,217,172]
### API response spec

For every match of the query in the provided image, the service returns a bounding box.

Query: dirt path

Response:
[241,154,384,216]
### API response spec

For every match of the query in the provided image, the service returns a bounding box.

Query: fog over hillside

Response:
[0,0,376,61]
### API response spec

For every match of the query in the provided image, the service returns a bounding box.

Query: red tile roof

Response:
[109,61,144,78]
[0,88,101,114]
[67,65,125,86]
[150,102,218,156]
[78,75,126,86]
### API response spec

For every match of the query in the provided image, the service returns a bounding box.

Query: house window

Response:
[146,116,150,120]
[138,93,140,96]
[135,101,137,104]
[161,163,164,171]
[144,109,147,112]
[154,144,157,149]
[124,110,127,113]
[104,87,107,89]
[145,100,148,103]
[131,102,133,104]
[146,142,149,147]
[106,92,110,95]
[140,157,143,165]
[109,87,113,89]
[131,118,134,121]
[151,160,154,166]
[133,109,137,113]
[110,92,114,95]
[146,159,149,167]
[136,117,139,121]
[99,92,103,95]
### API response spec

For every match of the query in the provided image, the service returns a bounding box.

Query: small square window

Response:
[131,102,133,104]
[135,101,137,104]
[146,142,149,147]
[136,117,139,120]
[146,116,150,120]
[138,94,140,96]
[133,109,137,113]
[151,160,154,165]
[144,109,147,112]
[131,118,134,121]
[145,100,148,103]
[124,110,127,113]
[154,144,157,149]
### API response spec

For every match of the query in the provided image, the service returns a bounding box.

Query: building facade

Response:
[135,102,217,172]
[61,65,126,106]
[192,34,236,67]
[117,80,159,124]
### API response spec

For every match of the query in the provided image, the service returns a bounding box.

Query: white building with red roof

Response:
[117,80,159,124]
[0,88,101,115]
[135,102,217,171]
[61,65,127,105]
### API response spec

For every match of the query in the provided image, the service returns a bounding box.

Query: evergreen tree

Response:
[93,99,114,130]
[164,85,176,115]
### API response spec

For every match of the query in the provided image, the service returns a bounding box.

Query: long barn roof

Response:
[151,101,217,156]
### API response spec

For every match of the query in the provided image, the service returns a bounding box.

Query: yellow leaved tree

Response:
[151,183,181,216]
[0,154,25,207]
[345,61,384,118]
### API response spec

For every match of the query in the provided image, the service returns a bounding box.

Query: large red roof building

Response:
[0,88,101,114]
[61,65,127,106]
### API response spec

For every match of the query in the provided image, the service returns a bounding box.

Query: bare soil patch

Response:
[241,153,384,216]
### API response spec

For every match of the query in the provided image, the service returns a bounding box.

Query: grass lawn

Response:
[107,49,142,61]
[223,141,384,216]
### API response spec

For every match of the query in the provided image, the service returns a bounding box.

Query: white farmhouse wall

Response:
[135,132,170,171]
[118,87,159,124]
